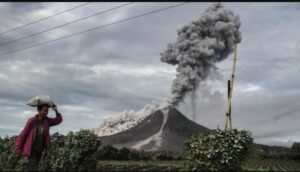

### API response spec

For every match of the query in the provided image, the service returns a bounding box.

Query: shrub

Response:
[39,129,102,171]
[0,136,27,171]
[1,129,184,171]
[98,144,118,160]
[151,150,183,160]
[184,129,253,171]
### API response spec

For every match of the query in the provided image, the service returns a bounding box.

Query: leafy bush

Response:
[1,129,188,171]
[0,130,157,171]
[39,129,102,171]
[184,129,253,171]
[0,136,27,171]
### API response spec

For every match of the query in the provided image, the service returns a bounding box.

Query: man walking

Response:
[16,103,63,171]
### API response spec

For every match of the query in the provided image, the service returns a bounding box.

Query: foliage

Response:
[247,143,294,160]
[0,130,101,171]
[39,129,102,171]
[291,142,300,160]
[97,160,186,171]
[1,129,300,171]
[246,143,263,159]
[0,136,28,171]
[150,150,183,160]
[184,129,253,171]
[0,130,176,171]
[98,144,151,161]
[292,142,300,153]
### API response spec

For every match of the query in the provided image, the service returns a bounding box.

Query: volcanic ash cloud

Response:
[93,3,242,136]
[160,3,242,107]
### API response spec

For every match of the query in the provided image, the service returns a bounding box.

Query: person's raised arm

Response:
[48,103,63,127]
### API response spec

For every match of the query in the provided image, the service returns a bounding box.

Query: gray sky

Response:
[0,2,299,147]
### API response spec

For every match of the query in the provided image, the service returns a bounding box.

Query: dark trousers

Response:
[28,150,43,171]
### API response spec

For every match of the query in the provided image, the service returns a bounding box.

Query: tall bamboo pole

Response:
[225,80,232,129]
[224,44,238,131]
[228,80,232,129]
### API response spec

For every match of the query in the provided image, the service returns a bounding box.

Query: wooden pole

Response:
[228,80,232,129]
[226,80,232,129]
[224,80,230,130]
[224,44,238,131]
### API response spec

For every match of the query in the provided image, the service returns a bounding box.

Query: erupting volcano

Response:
[92,3,242,151]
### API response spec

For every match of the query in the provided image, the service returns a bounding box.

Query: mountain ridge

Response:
[99,108,211,152]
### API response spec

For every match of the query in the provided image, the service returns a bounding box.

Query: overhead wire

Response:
[0,2,91,36]
[0,2,133,47]
[0,2,189,56]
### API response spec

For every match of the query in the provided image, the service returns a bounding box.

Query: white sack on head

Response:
[26,95,54,107]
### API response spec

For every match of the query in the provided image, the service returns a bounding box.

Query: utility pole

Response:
[224,44,238,131]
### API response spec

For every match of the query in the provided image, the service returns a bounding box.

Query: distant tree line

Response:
[246,142,300,160]
[290,142,300,160]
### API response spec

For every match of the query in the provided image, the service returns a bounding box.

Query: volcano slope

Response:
[100,108,211,152]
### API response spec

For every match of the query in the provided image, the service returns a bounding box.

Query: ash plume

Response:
[93,3,241,136]
[160,3,242,106]
[191,87,197,120]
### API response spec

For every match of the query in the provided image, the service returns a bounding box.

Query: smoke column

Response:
[93,3,241,136]
[191,87,197,120]
[160,2,242,106]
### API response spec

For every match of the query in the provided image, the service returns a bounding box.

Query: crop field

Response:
[97,159,300,171]
[242,159,300,171]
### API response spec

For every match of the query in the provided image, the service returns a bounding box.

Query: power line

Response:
[0,2,91,36]
[0,2,134,47]
[0,2,189,56]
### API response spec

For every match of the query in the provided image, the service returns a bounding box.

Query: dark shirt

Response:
[32,119,45,153]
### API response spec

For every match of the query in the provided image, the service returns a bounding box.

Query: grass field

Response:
[97,159,300,171]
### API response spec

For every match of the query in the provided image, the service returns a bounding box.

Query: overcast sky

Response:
[0,2,299,147]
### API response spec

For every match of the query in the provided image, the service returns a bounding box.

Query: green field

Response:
[97,159,300,171]
[242,159,300,171]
